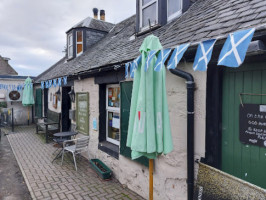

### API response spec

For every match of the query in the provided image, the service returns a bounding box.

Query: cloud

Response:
[0,0,136,76]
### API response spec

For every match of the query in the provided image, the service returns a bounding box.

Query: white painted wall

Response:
[72,62,206,200]
[0,78,33,125]
[47,86,61,113]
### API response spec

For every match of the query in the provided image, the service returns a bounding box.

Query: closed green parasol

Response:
[126,35,173,199]
[22,77,35,125]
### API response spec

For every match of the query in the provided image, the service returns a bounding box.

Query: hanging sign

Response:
[239,104,266,148]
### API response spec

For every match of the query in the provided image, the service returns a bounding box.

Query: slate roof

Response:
[66,16,114,33]
[35,0,266,83]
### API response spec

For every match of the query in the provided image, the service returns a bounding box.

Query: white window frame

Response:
[106,84,120,146]
[139,0,158,30]
[167,0,182,21]
[76,31,83,57]
[68,33,73,59]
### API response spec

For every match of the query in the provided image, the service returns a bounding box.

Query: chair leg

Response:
[61,149,65,166]
[72,153,77,171]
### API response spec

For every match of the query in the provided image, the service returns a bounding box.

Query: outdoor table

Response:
[52,131,77,163]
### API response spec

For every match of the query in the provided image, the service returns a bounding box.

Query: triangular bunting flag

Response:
[41,81,44,89]
[193,39,216,71]
[58,78,62,87]
[218,28,255,67]
[145,50,158,72]
[48,80,52,88]
[53,79,57,87]
[132,55,142,70]
[154,48,171,72]
[63,76,67,85]
[125,62,129,78]
[167,43,190,69]
[130,62,135,78]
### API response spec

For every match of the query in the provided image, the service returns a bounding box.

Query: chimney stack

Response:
[93,8,98,19]
[100,10,105,21]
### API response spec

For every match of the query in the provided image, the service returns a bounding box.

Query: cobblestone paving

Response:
[7,126,145,200]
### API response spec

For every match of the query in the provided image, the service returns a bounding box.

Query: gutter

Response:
[169,68,195,200]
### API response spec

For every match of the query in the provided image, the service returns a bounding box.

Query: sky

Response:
[0,0,136,77]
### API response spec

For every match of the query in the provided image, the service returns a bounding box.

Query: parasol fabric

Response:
[126,35,173,160]
[22,77,35,106]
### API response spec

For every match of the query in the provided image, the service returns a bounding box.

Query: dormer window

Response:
[76,31,83,56]
[137,0,185,33]
[68,33,73,59]
[167,0,182,21]
[140,0,158,29]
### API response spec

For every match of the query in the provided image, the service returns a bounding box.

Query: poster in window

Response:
[76,93,89,134]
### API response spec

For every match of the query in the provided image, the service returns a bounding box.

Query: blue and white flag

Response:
[58,78,62,87]
[48,80,52,88]
[130,62,136,78]
[41,81,44,89]
[45,81,48,88]
[53,79,57,87]
[132,55,142,70]
[193,39,216,71]
[167,43,190,69]
[125,62,130,78]
[63,76,67,85]
[218,28,255,67]
[154,48,171,72]
[145,50,158,72]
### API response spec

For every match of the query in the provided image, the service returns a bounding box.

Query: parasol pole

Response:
[149,159,153,200]
[27,106,30,125]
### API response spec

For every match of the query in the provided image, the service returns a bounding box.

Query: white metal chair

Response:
[61,136,90,171]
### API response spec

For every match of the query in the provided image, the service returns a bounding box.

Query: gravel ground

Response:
[0,128,31,200]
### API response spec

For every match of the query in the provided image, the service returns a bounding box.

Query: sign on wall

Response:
[239,104,266,148]
[76,93,89,135]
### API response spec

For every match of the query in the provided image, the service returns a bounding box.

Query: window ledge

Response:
[98,141,119,159]
[136,24,161,37]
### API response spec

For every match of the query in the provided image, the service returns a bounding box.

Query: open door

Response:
[61,87,71,132]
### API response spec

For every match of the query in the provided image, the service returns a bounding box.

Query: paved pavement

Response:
[0,128,31,200]
[7,126,145,200]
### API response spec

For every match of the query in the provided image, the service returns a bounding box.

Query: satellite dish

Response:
[9,91,20,101]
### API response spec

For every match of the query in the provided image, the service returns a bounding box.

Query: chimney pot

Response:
[100,10,105,21]
[93,8,98,19]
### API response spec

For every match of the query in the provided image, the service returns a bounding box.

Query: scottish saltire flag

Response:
[48,80,52,88]
[218,28,255,67]
[125,62,130,78]
[45,81,48,88]
[58,78,62,87]
[63,76,67,85]
[41,81,44,89]
[193,39,216,71]
[167,43,190,69]
[132,55,142,70]
[154,48,171,72]
[145,50,158,71]
[130,62,136,78]
[53,79,57,87]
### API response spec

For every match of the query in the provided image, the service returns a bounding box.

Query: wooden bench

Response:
[35,110,61,143]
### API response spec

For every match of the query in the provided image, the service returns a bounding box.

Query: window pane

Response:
[77,31,82,42]
[107,87,120,108]
[168,0,181,17]
[142,0,153,6]
[68,46,73,58]
[107,111,120,142]
[68,34,73,46]
[142,2,156,27]
[77,44,83,54]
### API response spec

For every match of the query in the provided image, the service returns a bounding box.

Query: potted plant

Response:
[89,159,112,180]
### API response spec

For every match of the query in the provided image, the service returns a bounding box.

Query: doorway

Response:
[61,87,71,132]
[221,62,266,189]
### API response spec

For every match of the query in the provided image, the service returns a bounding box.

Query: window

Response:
[106,85,120,145]
[76,31,83,56]
[68,33,73,59]
[139,0,158,29]
[167,0,182,21]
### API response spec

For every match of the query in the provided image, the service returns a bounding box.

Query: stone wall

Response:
[71,62,206,200]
